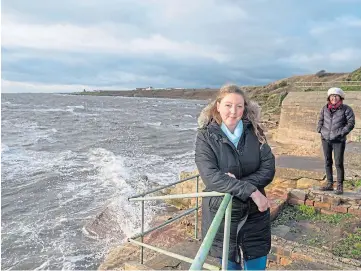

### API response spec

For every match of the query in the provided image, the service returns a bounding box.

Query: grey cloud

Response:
[2,0,361,92]
[2,48,302,90]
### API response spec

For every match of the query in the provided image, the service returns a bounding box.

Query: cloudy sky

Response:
[2,0,361,93]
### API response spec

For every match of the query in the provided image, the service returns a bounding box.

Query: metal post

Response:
[140,201,144,264]
[190,194,232,270]
[195,176,199,239]
[222,199,232,271]
[130,207,198,240]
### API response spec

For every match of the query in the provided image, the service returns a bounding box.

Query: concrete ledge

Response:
[283,188,361,217]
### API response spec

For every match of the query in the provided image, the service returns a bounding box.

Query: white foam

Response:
[92,108,124,112]
[34,135,57,144]
[33,108,68,112]
[1,149,80,182]
[173,150,195,160]
[146,121,162,127]
[85,148,160,239]
[66,105,85,110]
[2,101,23,107]
[87,148,132,189]
[2,144,10,153]
[4,120,58,146]
[34,260,49,271]
[177,126,198,131]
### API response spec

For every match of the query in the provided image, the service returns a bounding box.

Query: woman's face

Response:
[217,93,245,130]
[329,94,341,104]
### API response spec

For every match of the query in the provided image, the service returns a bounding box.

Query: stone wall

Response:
[274,91,361,145]
[287,188,361,216]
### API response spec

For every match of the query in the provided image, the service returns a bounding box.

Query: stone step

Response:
[308,188,361,205]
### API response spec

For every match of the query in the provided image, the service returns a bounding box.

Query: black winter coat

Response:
[195,120,275,262]
[317,104,355,141]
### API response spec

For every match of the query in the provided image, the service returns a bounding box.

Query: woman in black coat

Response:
[317,87,355,194]
[195,84,275,270]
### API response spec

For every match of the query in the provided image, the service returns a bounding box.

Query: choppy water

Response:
[1,93,207,270]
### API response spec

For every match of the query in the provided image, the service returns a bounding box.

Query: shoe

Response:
[320,183,333,191]
[334,183,343,195]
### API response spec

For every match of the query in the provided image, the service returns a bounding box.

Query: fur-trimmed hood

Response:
[197,100,262,128]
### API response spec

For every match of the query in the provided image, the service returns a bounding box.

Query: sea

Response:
[1,93,208,270]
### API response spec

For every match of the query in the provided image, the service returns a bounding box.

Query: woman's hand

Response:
[250,190,270,212]
[226,172,270,212]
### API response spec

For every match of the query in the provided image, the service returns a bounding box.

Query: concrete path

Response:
[276,155,325,172]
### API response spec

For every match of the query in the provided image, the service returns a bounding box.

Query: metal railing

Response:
[128,174,233,270]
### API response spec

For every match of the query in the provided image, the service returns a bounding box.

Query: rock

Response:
[165,170,205,209]
[83,206,124,241]
[272,225,291,238]
[139,175,149,182]
[289,189,307,201]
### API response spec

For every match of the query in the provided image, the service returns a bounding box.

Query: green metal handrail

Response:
[128,174,233,270]
[190,193,232,270]
[129,175,202,264]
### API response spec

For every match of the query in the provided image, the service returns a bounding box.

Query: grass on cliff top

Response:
[272,205,353,227]
[348,66,361,81]
[304,86,361,92]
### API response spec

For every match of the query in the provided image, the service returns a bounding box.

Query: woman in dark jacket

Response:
[195,84,275,270]
[317,87,355,194]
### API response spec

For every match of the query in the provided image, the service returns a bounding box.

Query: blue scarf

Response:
[221,120,243,148]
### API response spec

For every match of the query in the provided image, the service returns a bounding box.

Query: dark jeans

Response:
[220,256,267,270]
[321,139,346,184]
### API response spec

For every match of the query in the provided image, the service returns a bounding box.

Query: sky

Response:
[1,0,361,93]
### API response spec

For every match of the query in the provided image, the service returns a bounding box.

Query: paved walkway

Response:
[276,155,325,172]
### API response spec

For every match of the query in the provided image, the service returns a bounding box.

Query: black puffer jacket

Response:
[195,108,275,262]
[317,104,355,141]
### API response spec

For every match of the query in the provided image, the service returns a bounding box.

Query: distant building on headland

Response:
[135,86,154,91]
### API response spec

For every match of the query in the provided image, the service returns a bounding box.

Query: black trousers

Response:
[321,139,346,184]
